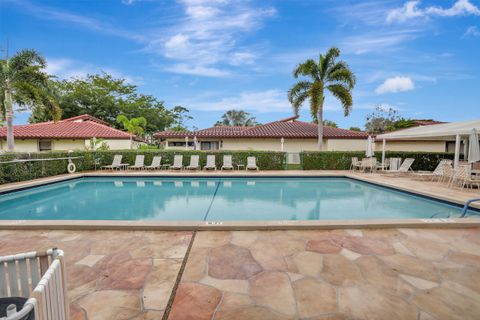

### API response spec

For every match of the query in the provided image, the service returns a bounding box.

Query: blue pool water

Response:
[0,177,477,221]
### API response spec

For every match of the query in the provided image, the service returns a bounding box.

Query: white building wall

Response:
[0,138,141,152]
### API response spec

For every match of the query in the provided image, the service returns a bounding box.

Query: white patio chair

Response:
[129,155,145,170]
[203,155,217,171]
[350,157,361,171]
[185,155,200,170]
[413,159,452,181]
[170,155,183,170]
[0,248,69,320]
[145,156,162,170]
[361,157,376,173]
[221,155,234,170]
[449,164,480,189]
[101,155,123,170]
[246,157,259,171]
[386,158,414,175]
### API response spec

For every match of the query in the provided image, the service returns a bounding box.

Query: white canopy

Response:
[377,119,480,140]
[377,119,480,168]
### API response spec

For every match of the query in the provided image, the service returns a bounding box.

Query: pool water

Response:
[0,177,477,221]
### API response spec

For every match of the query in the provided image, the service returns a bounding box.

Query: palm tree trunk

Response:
[4,90,14,151]
[317,109,323,150]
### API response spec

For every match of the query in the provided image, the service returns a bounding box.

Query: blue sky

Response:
[1,0,479,130]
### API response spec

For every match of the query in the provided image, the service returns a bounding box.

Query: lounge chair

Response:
[221,155,234,170]
[386,158,415,174]
[360,157,377,173]
[170,155,184,170]
[413,159,452,180]
[145,156,162,170]
[246,156,259,171]
[350,157,361,171]
[129,155,145,170]
[449,164,480,189]
[204,155,217,170]
[186,155,200,170]
[0,248,69,320]
[101,154,125,170]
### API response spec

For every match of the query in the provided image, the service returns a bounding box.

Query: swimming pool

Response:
[0,177,477,221]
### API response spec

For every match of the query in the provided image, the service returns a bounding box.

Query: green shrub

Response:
[301,151,455,171]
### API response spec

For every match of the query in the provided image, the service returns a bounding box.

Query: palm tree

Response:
[0,49,61,150]
[215,109,258,126]
[288,47,356,150]
[116,114,147,135]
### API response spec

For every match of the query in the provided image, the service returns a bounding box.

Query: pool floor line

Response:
[202,180,221,221]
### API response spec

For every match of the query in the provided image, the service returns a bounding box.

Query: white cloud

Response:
[387,0,480,23]
[463,26,480,37]
[164,64,231,77]
[375,76,415,94]
[146,0,276,77]
[179,89,290,112]
[342,30,418,54]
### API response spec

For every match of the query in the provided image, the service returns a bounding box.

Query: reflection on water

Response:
[0,177,475,221]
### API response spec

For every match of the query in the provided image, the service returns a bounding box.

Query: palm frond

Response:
[288,80,311,115]
[327,67,356,89]
[326,84,353,116]
[293,59,319,80]
[319,47,340,79]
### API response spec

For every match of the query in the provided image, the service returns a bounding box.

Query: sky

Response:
[1,0,479,130]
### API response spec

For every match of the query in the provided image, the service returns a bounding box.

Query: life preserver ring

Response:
[67,162,76,174]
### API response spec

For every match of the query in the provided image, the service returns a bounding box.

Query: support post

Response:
[382,139,386,170]
[454,134,461,168]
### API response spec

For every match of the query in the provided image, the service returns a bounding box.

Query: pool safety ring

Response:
[67,162,76,174]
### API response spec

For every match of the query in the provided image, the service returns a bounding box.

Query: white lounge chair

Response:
[145,156,162,170]
[449,164,480,189]
[246,156,259,171]
[0,248,69,320]
[386,158,415,174]
[221,155,234,170]
[186,155,200,170]
[413,159,452,180]
[129,155,145,170]
[170,155,184,170]
[101,154,124,170]
[204,155,217,170]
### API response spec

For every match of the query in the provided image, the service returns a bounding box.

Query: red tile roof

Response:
[154,116,369,139]
[411,119,446,126]
[0,115,141,141]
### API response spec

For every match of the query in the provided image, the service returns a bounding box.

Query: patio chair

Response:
[375,158,390,171]
[170,155,183,170]
[129,155,145,170]
[246,156,259,171]
[350,157,362,171]
[413,159,452,180]
[386,158,415,175]
[0,248,69,320]
[221,155,234,170]
[185,155,200,170]
[101,154,123,170]
[449,164,480,189]
[360,157,376,173]
[204,155,217,171]
[145,156,162,170]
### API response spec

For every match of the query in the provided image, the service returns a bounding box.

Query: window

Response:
[168,141,194,147]
[39,140,52,151]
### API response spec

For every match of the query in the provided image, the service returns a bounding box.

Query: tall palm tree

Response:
[0,49,61,151]
[116,115,147,135]
[288,47,356,150]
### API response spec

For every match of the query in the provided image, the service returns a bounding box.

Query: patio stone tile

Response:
[250,271,297,316]
[230,230,259,247]
[399,274,439,290]
[412,287,480,320]
[97,252,152,290]
[181,247,208,282]
[320,254,363,286]
[168,283,222,320]
[355,255,400,292]
[448,251,480,267]
[379,254,440,282]
[338,236,395,256]
[360,228,408,242]
[131,310,165,319]
[339,248,362,261]
[338,284,417,320]
[392,242,414,256]
[75,255,105,268]
[143,259,182,310]
[208,244,262,280]
[214,306,294,320]
[70,303,86,320]
[292,251,323,277]
[77,290,142,320]
[401,238,450,261]
[306,239,342,254]
[200,275,249,294]
[439,266,480,294]
[194,231,231,247]
[250,236,305,271]
[217,292,252,310]
[442,280,480,302]
[293,277,337,318]
[450,239,480,256]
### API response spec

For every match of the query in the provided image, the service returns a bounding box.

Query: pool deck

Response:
[0,170,478,230]
[0,227,479,319]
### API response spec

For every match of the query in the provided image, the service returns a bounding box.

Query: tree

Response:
[116,115,147,136]
[169,106,193,131]
[365,105,414,134]
[288,47,356,150]
[1,49,60,150]
[349,126,361,132]
[30,73,183,134]
[323,119,338,128]
[215,109,258,126]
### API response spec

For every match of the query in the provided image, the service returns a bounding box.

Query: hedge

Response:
[301,151,455,171]
[0,150,287,184]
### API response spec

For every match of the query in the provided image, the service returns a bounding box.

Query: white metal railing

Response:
[0,248,69,320]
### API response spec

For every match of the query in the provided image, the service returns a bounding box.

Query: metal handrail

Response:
[460,198,480,218]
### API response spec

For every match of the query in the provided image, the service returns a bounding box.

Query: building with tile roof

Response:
[154,115,450,152]
[0,114,145,152]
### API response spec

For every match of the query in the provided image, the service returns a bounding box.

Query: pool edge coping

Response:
[0,171,479,230]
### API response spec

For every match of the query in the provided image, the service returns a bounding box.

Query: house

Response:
[0,114,144,152]
[154,116,451,153]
